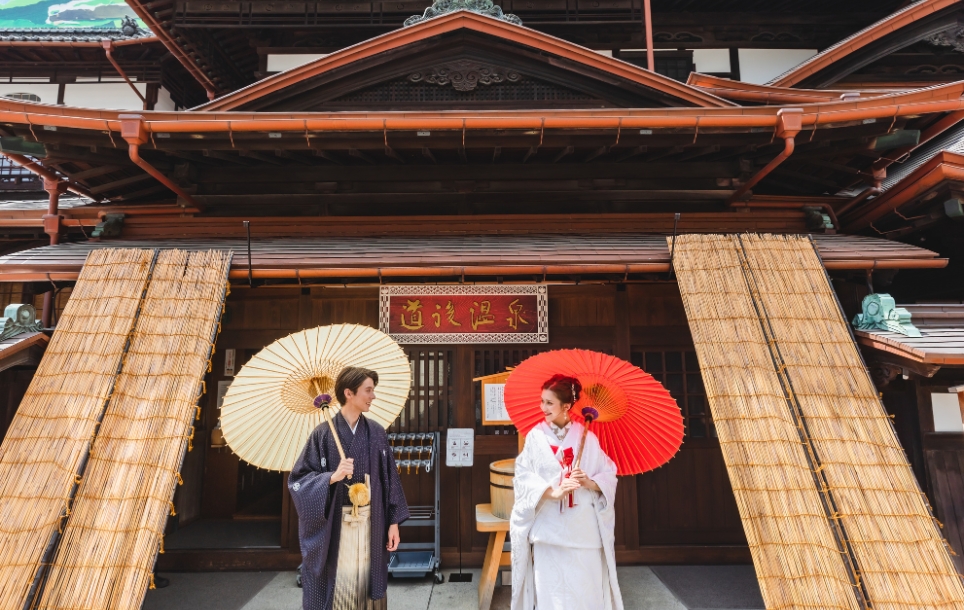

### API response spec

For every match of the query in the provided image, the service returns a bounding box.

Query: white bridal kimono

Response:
[510,421,622,610]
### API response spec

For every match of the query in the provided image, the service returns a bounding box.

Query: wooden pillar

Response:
[614,285,640,552]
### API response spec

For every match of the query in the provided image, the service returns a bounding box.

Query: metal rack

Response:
[388,431,443,584]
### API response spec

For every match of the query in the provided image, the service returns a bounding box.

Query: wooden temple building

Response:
[1,0,964,608]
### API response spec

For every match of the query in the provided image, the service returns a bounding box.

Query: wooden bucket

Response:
[489,459,516,520]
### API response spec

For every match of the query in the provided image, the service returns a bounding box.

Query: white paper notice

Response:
[484,383,508,423]
[446,428,474,467]
[224,348,236,377]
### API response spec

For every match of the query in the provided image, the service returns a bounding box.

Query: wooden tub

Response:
[489,458,516,520]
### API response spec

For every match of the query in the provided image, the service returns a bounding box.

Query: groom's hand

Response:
[387,524,400,551]
[330,458,354,483]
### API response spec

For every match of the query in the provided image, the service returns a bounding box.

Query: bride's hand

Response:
[569,468,599,492]
[550,477,581,500]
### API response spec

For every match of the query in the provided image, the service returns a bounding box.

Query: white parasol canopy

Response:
[220,323,411,471]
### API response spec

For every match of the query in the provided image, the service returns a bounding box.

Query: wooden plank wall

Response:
[163,283,748,568]
[916,380,964,575]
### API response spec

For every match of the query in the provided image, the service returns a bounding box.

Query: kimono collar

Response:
[548,419,572,442]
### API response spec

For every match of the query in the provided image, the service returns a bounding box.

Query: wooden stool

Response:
[476,503,511,610]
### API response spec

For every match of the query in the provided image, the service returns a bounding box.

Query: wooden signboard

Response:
[475,370,513,426]
[379,285,548,344]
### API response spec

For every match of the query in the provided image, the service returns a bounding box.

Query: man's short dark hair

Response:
[335,366,379,405]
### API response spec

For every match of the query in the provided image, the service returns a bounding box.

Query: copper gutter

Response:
[0,257,947,283]
[40,177,65,327]
[729,108,803,204]
[123,0,219,99]
[120,115,199,207]
[0,152,97,200]
[10,95,964,135]
[102,40,146,106]
[643,0,655,72]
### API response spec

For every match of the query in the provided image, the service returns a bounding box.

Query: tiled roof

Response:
[0,234,939,273]
[838,119,964,197]
[0,26,153,43]
[0,331,47,373]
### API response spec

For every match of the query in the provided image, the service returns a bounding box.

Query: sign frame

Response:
[379,284,548,344]
[475,370,513,426]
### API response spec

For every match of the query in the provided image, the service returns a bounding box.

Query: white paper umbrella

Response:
[220,324,412,471]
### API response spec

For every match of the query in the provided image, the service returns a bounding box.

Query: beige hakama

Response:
[332,505,387,610]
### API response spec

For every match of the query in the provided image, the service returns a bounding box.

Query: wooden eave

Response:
[854,306,964,366]
[0,234,945,283]
[842,150,964,231]
[769,0,964,89]
[1,82,963,203]
[196,11,736,111]
[0,331,48,372]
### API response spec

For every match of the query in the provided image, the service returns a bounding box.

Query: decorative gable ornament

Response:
[0,303,42,341]
[852,293,922,338]
[409,60,521,91]
[404,0,522,27]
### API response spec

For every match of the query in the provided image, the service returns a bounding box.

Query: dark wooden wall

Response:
[912,377,964,575]
[157,283,749,568]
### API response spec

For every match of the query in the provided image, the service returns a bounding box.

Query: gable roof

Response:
[769,0,964,89]
[198,11,734,112]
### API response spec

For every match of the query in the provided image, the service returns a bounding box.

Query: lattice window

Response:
[388,347,455,434]
[631,350,712,438]
[332,79,596,105]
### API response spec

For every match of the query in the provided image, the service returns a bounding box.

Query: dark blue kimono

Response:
[289,413,409,610]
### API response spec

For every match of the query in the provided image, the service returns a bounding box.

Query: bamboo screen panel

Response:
[36,250,232,610]
[738,234,964,609]
[671,235,862,610]
[0,249,155,610]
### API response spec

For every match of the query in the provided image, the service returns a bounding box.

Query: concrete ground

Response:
[142,565,765,610]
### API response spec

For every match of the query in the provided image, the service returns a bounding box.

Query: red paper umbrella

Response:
[504,349,684,475]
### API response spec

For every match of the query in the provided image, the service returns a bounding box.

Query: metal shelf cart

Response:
[388,431,443,584]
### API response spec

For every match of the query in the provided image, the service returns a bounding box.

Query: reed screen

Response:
[35,250,231,610]
[0,249,155,609]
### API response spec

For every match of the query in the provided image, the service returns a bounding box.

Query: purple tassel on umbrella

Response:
[314,394,332,408]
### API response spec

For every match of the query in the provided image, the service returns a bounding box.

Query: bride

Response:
[510,374,622,610]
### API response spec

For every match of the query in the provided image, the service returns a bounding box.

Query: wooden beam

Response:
[616,146,648,162]
[553,146,574,163]
[384,146,406,164]
[203,150,251,165]
[89,173,154,195]
[349,148,375,165]
[274,150,312,165]
[584,146,609,163]
[312,150,342,165]
[522,147,538,164]
[69,165,123,181]
[239,150,283,165]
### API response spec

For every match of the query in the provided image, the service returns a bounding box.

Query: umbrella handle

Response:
[321,406,347,461]
[573,422,590,471]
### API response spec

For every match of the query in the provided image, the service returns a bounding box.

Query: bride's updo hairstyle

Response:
[542,374,582,408]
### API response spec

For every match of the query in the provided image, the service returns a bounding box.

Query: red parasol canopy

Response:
[504,349,684,475]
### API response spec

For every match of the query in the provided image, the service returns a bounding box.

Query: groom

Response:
[289,366,410,610]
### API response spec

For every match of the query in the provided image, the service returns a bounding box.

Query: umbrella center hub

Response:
[576,377,628,423]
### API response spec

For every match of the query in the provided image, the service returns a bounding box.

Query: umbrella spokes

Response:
[574,373,627,423]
